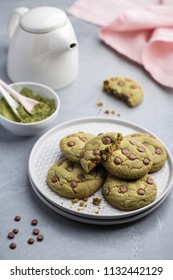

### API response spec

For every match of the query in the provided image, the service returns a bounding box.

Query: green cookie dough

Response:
[103,174,157,211]
[46,157,104,199]
[125,133,167,173]
[80,132,123,173]
[103,76,144,107]
[59,132,95,163]
[102,138,153,179]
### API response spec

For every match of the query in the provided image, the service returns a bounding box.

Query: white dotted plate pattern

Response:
[28,117,173,220]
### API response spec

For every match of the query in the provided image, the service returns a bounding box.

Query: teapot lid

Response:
[20,6,67,33]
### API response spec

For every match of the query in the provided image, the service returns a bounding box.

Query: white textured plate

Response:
[28,117,173,220]
[30,174,171,225]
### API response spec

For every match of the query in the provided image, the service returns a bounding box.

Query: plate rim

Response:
[28,116,173,220]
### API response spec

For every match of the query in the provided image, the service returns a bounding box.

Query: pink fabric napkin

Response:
[68,0,173,87]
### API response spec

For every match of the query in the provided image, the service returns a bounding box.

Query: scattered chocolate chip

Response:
[31,219,38,226]
[51,176,59,183]
[130,84,137,89]
[14,216,21,222]
[8,232,15,239]
[155,148,162,155]
[129,140,135,145]
[93,150,100,156]
[118,185,127,193]
[102,137,111,145]
[137,147,145,152]
[137,189,145,195]
[37,234,44,241]
[9,243,17,249]
[70,180,77,188]
[80,137,88,142]
[66,166,74,172]
[146,178,154,185]
[114,157,122,165]
[67,141,75,147]
[89,170,97,177]
[79,151,84,158]
[105,187,110,196]
[122,148,129,155]
[33,228,40,235]
[12,228,19,234]
[28,238,35,245]
[128,154,136,160]
[117,81,125,87]
[143,158,150,165]
[143,142,149,146]
[77,174,85,181]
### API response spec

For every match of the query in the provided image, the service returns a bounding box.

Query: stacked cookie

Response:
[46,131,167,211]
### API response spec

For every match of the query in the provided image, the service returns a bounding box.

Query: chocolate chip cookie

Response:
[103,77,144,107]
[102,138,153,179]
[80,132,123,173]
[103,174,157,211]
[59,132,95,163]
[125,133,167,173]
[46,157,104,199]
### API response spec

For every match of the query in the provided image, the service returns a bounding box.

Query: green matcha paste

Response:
[0,87,56,123]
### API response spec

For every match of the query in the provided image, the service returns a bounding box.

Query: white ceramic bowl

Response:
[0,82,60,136]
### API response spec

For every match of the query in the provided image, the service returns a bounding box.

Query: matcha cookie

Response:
[103,77,144,107]
[103,174,157,211]
[80,132,123,173]
[59,132,95,163]
[102,138,153,179]
[46,157,104,199]
[125,133,167,173]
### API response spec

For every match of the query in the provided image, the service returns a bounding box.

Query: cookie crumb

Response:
[97,101,104,107]
[93,197,102,206]
[104,110,110,114]
[72,198,79,204]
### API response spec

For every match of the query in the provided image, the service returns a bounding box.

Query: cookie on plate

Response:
[102,174,157,211]
[102,138,153,179]
[80,132,123,173]
[125,133,167,173]
[59,132,95,163]
[102,76,144,107]
[46,157,104,199]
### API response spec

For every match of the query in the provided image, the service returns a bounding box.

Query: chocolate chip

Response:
[155,148,162,155]
[137,147,145,152]
[89,170,97,177]
[28,238,35,245]
[117,81,125,87]
[130,84,137,89]
[51,176,59,183]
[31,219,38,226]
[93,150,100,156]
[143,142,149,146]
[137,189,145,195]
[67,141,75,147]
[105,187,110,196]
[70,180,77,188]
[77,174,85,181]
[114,157,122,164]
[122,148,129,155]
[33,228,40,235]
[80,137,88,142]
[14,216,21,222]
[37,234,44,241]
[146,178,154,185]
[128,154,136,160]
[118,185,127,193]
[9,243,17,249]
[143,158,150,165]
[12,228,19,234]
[66,166,74,172]
[102,137,111,145]
[79,151,84,158]
[8,232,15,239]
[129,140,135,145]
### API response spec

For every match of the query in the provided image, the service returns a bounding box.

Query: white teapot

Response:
[7,6,79,90]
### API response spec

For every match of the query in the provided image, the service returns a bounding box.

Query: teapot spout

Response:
[48,32,78,53]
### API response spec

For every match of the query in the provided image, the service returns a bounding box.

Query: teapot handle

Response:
[8,7,29,39]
